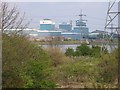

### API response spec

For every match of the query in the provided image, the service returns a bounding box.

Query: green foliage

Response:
[65,44,101,58]
[3,34,29,87]
[51,48,118,88]
[75,44,91,56]
[2,34,56,88]
[21,60,56,88]
[65,48,75,57]
[96,50,118,84]
[38,80,57,88]
[3,33,118,88]
[50,57,97,85]
[91,45,101,57]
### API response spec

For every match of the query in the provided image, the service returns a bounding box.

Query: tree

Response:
[65,48,75,57]
[1,2,30,34]
[75,44,91,56]
[2,2,58,88]
[2,2,34,88]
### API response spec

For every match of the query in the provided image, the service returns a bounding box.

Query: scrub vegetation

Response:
[2,2,118,88]
[65,44,102,57]
[3,33,118,88]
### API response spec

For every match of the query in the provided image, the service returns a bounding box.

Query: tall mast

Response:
[78,10,87,22]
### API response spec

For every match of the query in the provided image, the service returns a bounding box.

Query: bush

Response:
[65,48,75,57]
[2,34,56,88]
[21,60,56,88]
[3,34,30,87]
[91,45,101,57]
[65,44,101,58]
[96,49,118,84]
[75,44,91,56]
[46,47,69,67]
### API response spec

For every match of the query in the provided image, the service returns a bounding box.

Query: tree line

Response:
[65,44,108,58]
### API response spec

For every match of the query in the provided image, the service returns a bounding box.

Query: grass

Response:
[3,33,118,88]
[44,47,118,88]
[49,58,94,87]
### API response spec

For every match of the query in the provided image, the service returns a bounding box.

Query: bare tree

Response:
[1,2,30,88]
[1,2,30,35]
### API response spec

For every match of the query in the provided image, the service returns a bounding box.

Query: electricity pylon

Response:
[102,0,120,52]
[103,0,120,87]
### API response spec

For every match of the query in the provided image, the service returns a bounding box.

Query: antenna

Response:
[77,10,88,40]
[78,9,87,22]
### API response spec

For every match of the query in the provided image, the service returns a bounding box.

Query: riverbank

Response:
[34,40,82,45]
[33,40,118,45]
[3,33,118,88]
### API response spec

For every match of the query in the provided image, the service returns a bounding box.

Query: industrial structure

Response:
[61,12,89,40]
[22,13,89,41]
[59,22,72,31]
[102,0,120,52]
[40,19,55,30]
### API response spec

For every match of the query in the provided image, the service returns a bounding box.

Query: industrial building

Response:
[61,13,89,40]
[40,19,55,30]
[19,19,63,41]
[59,22,72,31]
[61,32,81,40]
[22,13,89,41]
[73,20,89,36]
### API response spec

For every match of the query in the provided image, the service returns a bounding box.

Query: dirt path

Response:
[57,82,91,88]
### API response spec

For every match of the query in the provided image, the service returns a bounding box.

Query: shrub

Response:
[65,48,75,57]
[46,47,69,67]
[2,34,56,88]
[96,49,118,84]
[91,45,101,57]
[3,34,30,87]
[75,44,91,56]
[21,60,56,88]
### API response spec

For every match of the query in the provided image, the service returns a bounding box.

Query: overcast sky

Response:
[10,2,118,32]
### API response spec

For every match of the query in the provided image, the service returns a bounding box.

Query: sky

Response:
[9,2,118,32]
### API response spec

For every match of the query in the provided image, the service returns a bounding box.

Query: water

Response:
[41,44,81,52]
[40,44,118,53]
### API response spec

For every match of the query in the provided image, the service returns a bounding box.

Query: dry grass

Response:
[45,46,70,67]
